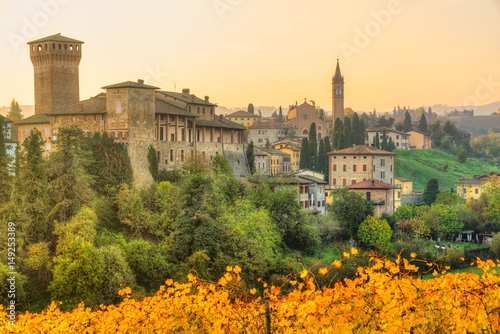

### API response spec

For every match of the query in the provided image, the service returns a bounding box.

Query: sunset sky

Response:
[0,0,499,114]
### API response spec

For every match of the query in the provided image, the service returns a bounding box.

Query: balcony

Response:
[370,199,385,205]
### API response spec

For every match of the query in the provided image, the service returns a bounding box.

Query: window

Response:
[45,128,49,136]
[157,151,161,163]
[53,131,58,140]
[241,118,244,120]
[203,107,205,114]
[197,107,200,114]
[343,164,346,172]
[381,171,385,178]
[189,106,191,112]
[333,164,337,171]
[342,178,347,186]
[46,144,50,152]
[94,115,97,121]
[381,159,385,166]
[373,165,376,171]
[353,164,357,172]
[25,129,29,137]
[475,187,479,195]
[398,191,401,199]
[363,164,367,171]
[332,178,336,185]
[390,165,393,172]
[366,191,371,201]
[396,135,399,139]
[351,179,357,185]
[181,150,185,161]
[170,149,174,161]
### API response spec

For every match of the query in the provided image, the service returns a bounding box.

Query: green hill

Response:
[394,149,500,192]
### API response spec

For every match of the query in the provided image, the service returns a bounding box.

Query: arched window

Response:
[64,44,67,50]
[76,45,79,51]
[303,129,308,135]
[59,44,61,49]
[52,43,55,49]
[37,44,42,51]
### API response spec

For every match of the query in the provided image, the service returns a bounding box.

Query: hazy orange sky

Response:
[1,0,499,114]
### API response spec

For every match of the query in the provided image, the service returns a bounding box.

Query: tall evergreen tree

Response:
[359,118,366,145]
[423,178,439,205]
[351,113,360,145]
[47,126,94,224]
[343,117,352,148]
[387,137,394,152]
[299,138,310,170]
[323,136,331,181]
[20,129,49,243]
[246,140,255,174]
[317,139,326,175]
[381,129,388,150]
[418,113,428,133]
[338,133,346,150]
[308,123,317,169]
[277,106,284,122]
[403,111,412,132]
[6,98,24,123]
[0,116,12,207]
[374,131,380,149]
[247,103,255,114]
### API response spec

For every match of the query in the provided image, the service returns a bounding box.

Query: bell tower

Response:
[28,33,84,115]
[332,58,344,126]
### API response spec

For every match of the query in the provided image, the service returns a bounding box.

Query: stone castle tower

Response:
[28,33,84,115]
[332,59,344,125]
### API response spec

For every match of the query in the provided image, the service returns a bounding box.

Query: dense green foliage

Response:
[423,178,439,205]
[6,98,23,123]
[357,216,392,252]
[327,188,372,237]
[246,140,255,174]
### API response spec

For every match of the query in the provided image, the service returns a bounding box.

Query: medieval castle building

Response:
[17,33,248,186]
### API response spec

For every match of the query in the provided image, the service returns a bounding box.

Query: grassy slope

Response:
[394,149,500,192]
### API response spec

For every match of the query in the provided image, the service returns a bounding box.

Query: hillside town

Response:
[2,23,500,332]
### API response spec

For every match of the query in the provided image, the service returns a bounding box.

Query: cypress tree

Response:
[343,117,351,148]
[299,138,310,170]
[47,126,94,224]
[359,119,366,145]
[423,178,439,205]
[418,113,428,133]
[403,111,412,132]
[309,123,317,168]
[351,113,360,145]
[317,139,325,174]
[247,103,255,114]
[338,133,346,150]
[21,129,49,243]
[375,131,380,149]
[387,137,394,152]
[381,129,388,150]
[246,140,255,174]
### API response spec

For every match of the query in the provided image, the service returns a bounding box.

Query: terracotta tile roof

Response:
[196,118,246,130]
[249,121,289,129]
[226,110,260,118]
[157,91,217,107]
[367,128,409,135]
[348,179,395,189]
[47,95,107,115]
[15,114,50,124]
[102,81,159,90]
[457,179,484,186]
[298,174,327,184]
[155,99,198,118]
[327,145,395,156]
[28,33,84,44]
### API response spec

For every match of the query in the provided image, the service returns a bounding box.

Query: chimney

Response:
[182,88,190,97]
[137,79,144,84]
[371,180,375,186]
[191,94,196,102]
[78,103,83,112]
[219,114,223,121]
[205,96,209,103]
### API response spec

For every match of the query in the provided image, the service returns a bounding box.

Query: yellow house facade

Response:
[272,142,301,172]
[225,110,261,128]
[407,130,431,149]
[395,177,413,195]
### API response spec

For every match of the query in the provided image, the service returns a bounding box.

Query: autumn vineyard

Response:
[2,250,500,333]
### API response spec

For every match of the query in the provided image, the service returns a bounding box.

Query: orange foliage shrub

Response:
[2,251,500,333]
